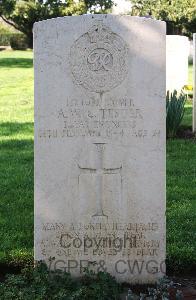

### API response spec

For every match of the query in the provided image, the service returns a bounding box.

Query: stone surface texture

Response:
[34,15,166,284]
[166,35,189,93]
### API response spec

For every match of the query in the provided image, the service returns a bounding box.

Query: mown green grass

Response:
[167,139,196,272]
[188,63,193,86]
[166,62,195,272]
[0,50,195,273]
[181,101,192,128]
[0,50,34,266]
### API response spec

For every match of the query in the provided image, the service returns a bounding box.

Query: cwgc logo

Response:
[70,21,128,93]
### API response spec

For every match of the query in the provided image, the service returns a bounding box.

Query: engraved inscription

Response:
[78,143,122,218]
[39,222,161,259]
[70,21,128,92]
[58,97,143,139]
[87,48,113,72]
[37,97,162,140]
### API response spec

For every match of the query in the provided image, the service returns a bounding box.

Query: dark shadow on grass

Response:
[0,138,33,165]
[0,58,33,68]
[0,122,33,137]
[0,139,33,159]
[0,138,33,266]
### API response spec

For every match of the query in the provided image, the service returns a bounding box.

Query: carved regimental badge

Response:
[70,22,128,93]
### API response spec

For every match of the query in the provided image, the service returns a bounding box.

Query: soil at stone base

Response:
[176,127,196,140]
[0,263,23,282]
[168,276,196,300]
[120,276,196,300]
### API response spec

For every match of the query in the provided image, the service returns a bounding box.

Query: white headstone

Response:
[34,15,166,284]
[193,33,196,132]
[166,35,189,93]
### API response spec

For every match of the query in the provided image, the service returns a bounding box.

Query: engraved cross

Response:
[78,143,122,218]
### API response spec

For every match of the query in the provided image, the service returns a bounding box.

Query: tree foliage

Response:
[0,0,113,47]
[84,0,113,12]
[131,0,196,37]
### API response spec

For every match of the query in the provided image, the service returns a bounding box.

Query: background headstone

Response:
[193,33,196,132]
[166,35,190,92]
[34,15,166,284]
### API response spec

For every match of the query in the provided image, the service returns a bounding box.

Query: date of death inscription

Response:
[37,97,161,140]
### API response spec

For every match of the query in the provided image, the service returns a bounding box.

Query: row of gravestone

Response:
[167,34,196,133]
[33,15,195,285]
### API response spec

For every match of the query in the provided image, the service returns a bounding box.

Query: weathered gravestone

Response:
[193,33,196,133]
[166,35,189,93]
[34,15,166,284]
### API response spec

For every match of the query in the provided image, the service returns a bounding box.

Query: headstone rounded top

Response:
[70,21,128,93]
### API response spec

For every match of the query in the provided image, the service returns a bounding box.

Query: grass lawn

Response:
[188,63,193,86]
[0,50,33,266]
[0,50,195,272]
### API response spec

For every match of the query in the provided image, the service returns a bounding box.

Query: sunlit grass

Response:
[0,50,33,265]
